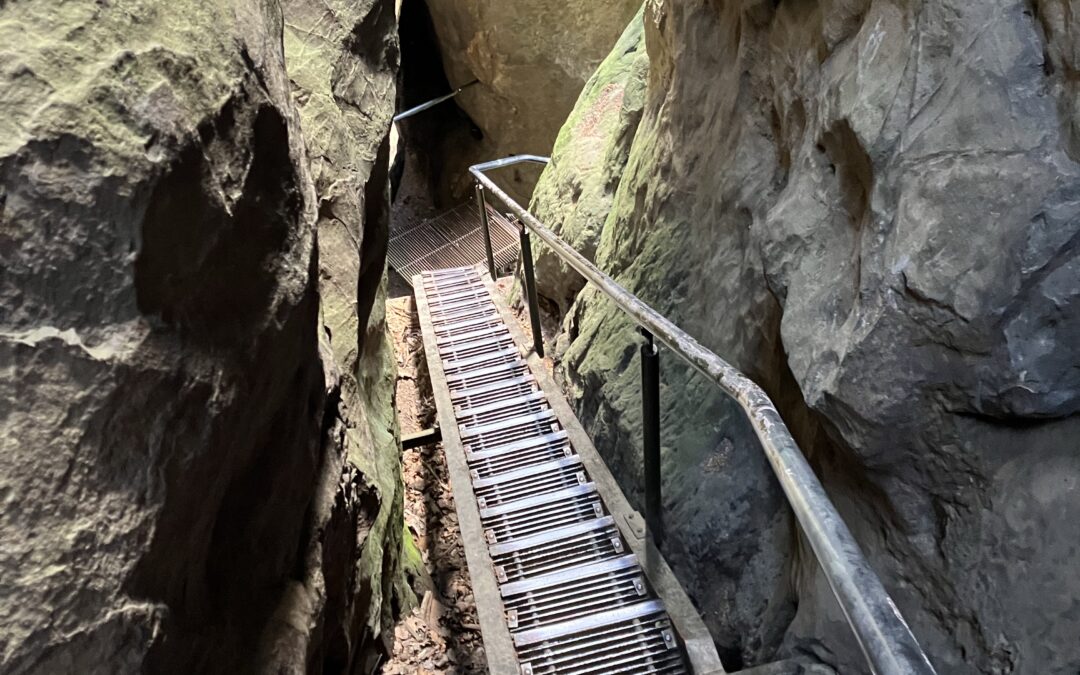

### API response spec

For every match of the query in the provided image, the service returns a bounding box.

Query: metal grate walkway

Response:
[388,202,519,283]
[414,266,724,675]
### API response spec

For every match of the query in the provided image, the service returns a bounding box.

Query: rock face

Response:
[420,0,641,201]
[533,1,1080,673]
[0,0,402,672]
[530,10,650,313]
[268,0,405,671]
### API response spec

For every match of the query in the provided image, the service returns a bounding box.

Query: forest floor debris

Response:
[382,296,486,674]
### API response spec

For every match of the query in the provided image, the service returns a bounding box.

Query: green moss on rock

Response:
[530,9,649,312]
[537,1,1080,672]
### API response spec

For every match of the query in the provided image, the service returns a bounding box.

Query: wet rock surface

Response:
[532,1,1080,673]
[0,0,403,672]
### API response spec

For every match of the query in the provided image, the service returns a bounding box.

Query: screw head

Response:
[661,629,675,648]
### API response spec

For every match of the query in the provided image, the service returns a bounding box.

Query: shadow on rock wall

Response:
[0,0,404,672]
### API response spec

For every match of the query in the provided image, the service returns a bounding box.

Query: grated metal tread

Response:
[417,267,690,674]
[389,202,520,283]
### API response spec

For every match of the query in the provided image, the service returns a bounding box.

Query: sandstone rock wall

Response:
[530,9,650,313]
[419,0,641,202]
[534,1,1080,672]
[0,0,402,672]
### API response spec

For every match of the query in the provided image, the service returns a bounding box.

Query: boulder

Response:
[535,1,1080,672]
[265,0,406,670]
[530,10,650,313]
[0,0,402,671]
[422,0,642,201]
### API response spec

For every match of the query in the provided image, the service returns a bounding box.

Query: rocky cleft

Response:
[421,0,641,202]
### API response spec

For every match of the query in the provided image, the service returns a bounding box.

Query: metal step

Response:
[472,455,584,507]
[415,267,708,675]
[499,554,640,597]
[482,489,604,545]
[456,391,546,421]
[442,347,521,375]
[428,287,490,304]
[513,599,668,646]
[504,562,649,631]
[433,312,502,332]
[445,362,531,389]
[517,607,684,675]
[488,514,620,557]
[479,482,595,519]
[459,410,561,450]
[467,432,574,482]
[460,399,549,428]
[438,325,510,346]
[440,338,515,366]
[427,288,487,304]
[451,376,537,410]
[429,295,492,313]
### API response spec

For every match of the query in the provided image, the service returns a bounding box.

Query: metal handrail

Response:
[393,79,480,122]
[469,155,936,675]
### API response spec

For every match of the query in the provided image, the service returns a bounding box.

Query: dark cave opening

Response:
[393,0,483,209]
[388,0,486,296]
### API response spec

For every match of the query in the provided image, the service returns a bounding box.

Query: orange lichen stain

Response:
[571,83,626,165]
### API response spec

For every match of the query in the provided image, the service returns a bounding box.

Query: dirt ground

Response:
[382,296,486,675]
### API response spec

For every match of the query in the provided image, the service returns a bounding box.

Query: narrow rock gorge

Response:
[3,0,1079,674]
[406,0,641,202]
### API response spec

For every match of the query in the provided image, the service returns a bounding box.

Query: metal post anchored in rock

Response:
[476,183,497,280]
[519,222,544,358]
[640,327,662,548]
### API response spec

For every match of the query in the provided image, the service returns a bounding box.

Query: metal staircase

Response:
[387,201,519,283]
[414,267,723,675]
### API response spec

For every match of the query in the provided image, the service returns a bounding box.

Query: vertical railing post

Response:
[519,223,545,358]
[640,327,662,548]
[476,182,497,280]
